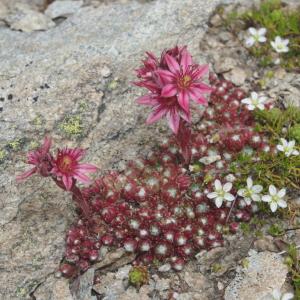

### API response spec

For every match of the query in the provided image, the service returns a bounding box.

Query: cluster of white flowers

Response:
[208,177,288,213]
[245,27,289,54]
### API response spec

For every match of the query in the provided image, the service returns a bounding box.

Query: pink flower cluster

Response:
[135,46,213,134]
[17,138,97,191]
[59,74,269,278]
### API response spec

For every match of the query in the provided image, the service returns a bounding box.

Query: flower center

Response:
[178,75,192,89]
[57,154,74,174]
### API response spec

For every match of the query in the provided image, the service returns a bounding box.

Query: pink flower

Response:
[158,49,212,111]
[16,136,53,181]
[52,148,98,191]
[138,94,190,134]
[134,46,212,134]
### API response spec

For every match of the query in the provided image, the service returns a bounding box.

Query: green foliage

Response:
[128,266,149,288]
[60,115,83,137]
[223,0,300,70]
[231,106,300,190]
[268,223,284,236]
[285,243,300,298]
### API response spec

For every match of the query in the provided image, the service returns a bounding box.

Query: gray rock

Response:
[223,67,247,86]
[4,3,55,32]
[214,57,237,73]
[0,0,247,299]
[33,275,73,300]
[45,0,84,19]
[224,251,288,300]
[71,268,95,300]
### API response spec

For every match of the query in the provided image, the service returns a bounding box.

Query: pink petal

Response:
[165,54,180,73]
[74,172,92,184]
[192,65,209,79]
[76,163,98,173]
[166,110,180,134]
[133,80,160,93]
[180,49,192,72]
[192,82,213,94]
[179,109,191,123]
[178,90,189,112]
[161,84,177,98]
[63,175,73,191]
[146,107,167,124]
[136,94,158,106]
[16,167,37,181]
[188,89,208,106]
[156,69,175,83]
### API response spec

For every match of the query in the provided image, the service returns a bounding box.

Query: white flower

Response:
[241,92,268,110]
[276,138,299,157]
[237,177,263,205]
[264,288,294,300]
[207,179,235,208]
[245,27,267,47]
[271,36,289,53]
[262,185,287,212]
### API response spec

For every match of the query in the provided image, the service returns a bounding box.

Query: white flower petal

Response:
[237,189,246,196]
[252,185,263,193]
[244,198,252,205]
[270,202,278,212]
[215,197,223,208]
[282,292,294,300]
[278,199,287,208]
[269,185,277,196]
[241,98,251,104]
[280,138,288,147]
[289,140,295,148]
[246,177,253,188]
[258,36,267,43]
[223,182,232,192]
[251,194,261,202]
[292,150,299,156]
[262,195,271,202]
[224,193,235,201]
[247,105,255,110]
[248,27,257,35]
[245,37,255,47]
[272,289,282,300]
[277,188,286,198]
[257,104,265,110]
[207,192,218,199]
[251,92,258,100]
[277,145,284,152]
[214,179,222,191]
[258,27,267,35]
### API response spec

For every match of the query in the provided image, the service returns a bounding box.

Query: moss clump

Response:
[231,106,300,190]
[290,124,300,143]
[223,0,300,70]
[0,149,7,162]
[128,266,149,288]
[268,223,284,236]
[7,139,21,151]
[285,243,300,298]
[60,115,83,137]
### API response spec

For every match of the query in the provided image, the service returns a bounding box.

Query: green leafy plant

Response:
[223,0,300,70]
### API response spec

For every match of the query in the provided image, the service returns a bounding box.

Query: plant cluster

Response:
[17,46,299,280]
[223,0,300,70]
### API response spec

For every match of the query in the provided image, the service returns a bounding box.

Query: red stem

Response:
[52,177,92,219]
[176,120,192,164]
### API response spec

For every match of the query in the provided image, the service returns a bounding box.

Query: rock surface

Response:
[0,0,230,299]
[224,251,288,300]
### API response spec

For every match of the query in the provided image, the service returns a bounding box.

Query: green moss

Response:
[8,139,21,151]
[60,115,83,137]
[128,266,149,288]
[33,115,43,126]
[107,79,118,90]
[290,124,300,143]
[223,0,300,71]
[268,223,284,236]
[232,105,300,190]
[0,149,7,162]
